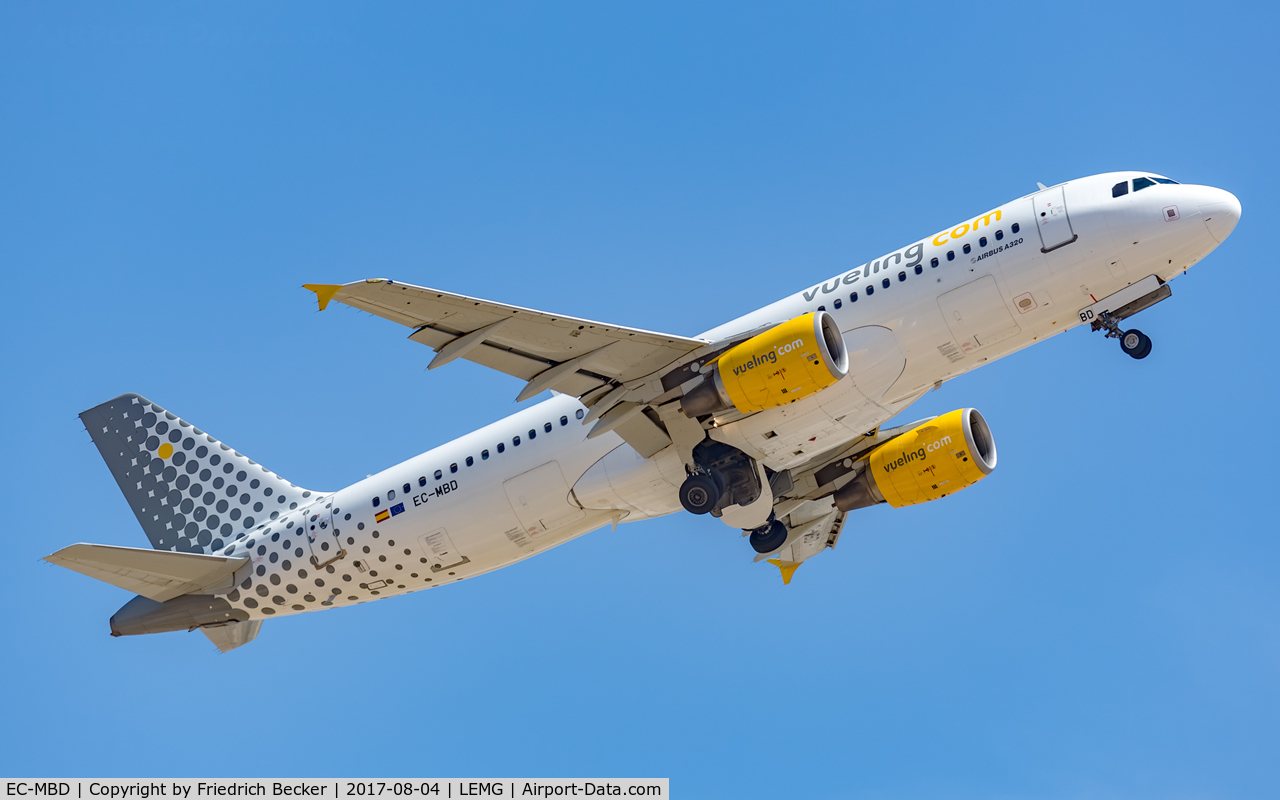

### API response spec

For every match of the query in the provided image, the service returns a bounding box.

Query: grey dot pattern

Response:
[83,393,466,624]
[80,393,315,555]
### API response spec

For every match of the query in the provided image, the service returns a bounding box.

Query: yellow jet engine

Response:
[833,408,997,511]
[680,311,849,417]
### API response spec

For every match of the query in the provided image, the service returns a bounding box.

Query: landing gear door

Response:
[305,499,345,569]
[1032,185,1078,253]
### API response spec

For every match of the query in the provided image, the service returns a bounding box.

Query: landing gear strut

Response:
[1096,311,1153,360]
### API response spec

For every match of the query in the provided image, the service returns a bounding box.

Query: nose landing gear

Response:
[1097,311,1153,360]
[1120,328,1153,359]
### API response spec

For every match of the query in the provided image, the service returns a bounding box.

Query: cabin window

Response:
[434,469,442,480]
[544,422,552,433]
[881,278,890,289]
[818,305,825,311]
[372,497,380,508]
[482,449,489,460]
[898,271,906,282]
[528,429,536,440]
[947,250,955,261]
[979,236,987,247]
[387,490,395,500]
[833,298,842,309]
[560,416,568,426]
[575,409,584,419]
[418,477,426,487]
[465,456,474,467]
[914,265,923,275]
[402,483,411,494]
[963,243,971,254]
[995,230,1004,241]
[1012,222,1020,233]
[1112,181,1129,198]
[497,443,505,454]
[1133,177,1157,192]
[449,463,458,473]
[931,257,939,268]
[513,436,521,446]
[866,285,874,296]
[849,292,858,302]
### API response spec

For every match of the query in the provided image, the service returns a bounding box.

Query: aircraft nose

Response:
[1200,187,1241,243]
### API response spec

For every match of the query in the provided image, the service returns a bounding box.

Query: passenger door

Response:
[1032,185,1078,252]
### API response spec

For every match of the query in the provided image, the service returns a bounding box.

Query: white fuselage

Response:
[219,171,1237,621]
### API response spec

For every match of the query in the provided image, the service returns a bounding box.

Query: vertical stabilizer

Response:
[81,393,320,554]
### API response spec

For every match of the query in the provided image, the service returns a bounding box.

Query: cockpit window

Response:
[1112,181,1129,198]
[1133,177,1157,192]
[1152,177,1179,184]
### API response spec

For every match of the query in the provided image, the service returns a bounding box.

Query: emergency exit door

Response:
[503,461,585,537]
[1032,185,1078,252]
[937,275,1020,354]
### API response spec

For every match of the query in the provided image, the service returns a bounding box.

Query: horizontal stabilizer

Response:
[45,543,248,603]
[201,620,262,653]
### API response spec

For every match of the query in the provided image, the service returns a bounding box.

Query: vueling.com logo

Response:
[732,339,804,375]
[932,208,1003,247]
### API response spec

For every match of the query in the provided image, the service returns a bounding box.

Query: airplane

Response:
[46,171,1240,652]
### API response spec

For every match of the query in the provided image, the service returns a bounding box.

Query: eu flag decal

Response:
[390,502,405,517]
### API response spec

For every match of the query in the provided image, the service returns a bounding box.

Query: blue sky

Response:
[2,2,1277,797]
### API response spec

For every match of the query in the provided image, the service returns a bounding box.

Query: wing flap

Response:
[45,543,248,603]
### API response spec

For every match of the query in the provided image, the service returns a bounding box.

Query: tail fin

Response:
[81,393,318,554]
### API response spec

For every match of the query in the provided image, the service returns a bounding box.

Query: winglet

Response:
[766,558,802,585]
[303,284,343,311]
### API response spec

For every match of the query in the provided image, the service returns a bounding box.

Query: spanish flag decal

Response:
[375,509,390,523]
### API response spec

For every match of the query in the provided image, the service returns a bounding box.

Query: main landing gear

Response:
[1097,311,1153,360]
[748,518,788,554]
[679,471,723,515]
[679,440,784,554]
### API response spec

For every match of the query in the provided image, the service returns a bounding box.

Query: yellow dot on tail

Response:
[157,442,173,459]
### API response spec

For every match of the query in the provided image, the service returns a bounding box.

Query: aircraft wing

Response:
[306,279,723,456]
[307,279,710,401]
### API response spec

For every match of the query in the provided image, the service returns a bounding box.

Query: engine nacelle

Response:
[833,408,997,511]
[681,311,848,417]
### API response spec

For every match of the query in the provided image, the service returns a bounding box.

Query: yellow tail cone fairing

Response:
[766,558,802,585]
